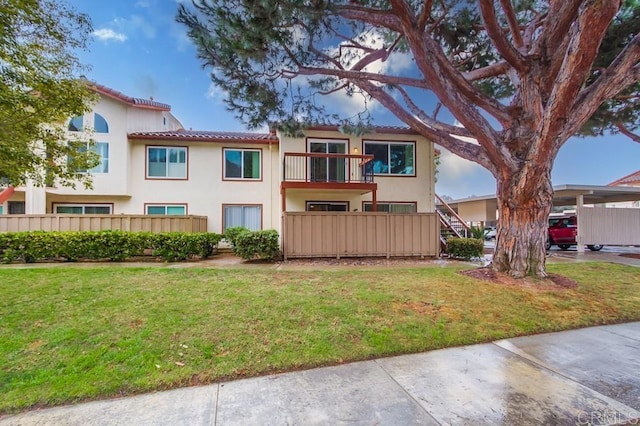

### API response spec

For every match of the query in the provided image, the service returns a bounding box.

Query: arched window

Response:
[68,116,83,132]
[94,113,109,133]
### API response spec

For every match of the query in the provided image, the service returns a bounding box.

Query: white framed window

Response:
[223,148,261,180]
[94,113,109,133]
[223,205,262,231]
[68,116,83,132]
[54,204,112,214]
[0,205,3,215]
[68,142,109,174]
[364,140,415,176]
[147,146,187,179]
[363,202,417,213]
[145,204,187,215]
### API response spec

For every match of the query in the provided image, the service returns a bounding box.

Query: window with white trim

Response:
[94,113,109,133]
[71,142,109,174]
[223,205,262,231]
[54,204,112,214]
[0,205,3,215]
[223,148,261,179]
[364,141,415,176]
[68,116,83,132]
[363,202,417,213]
[147,146,187,179]
[146,205,187,215]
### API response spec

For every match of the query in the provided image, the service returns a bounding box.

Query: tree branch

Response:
[615,121,640,143]
[353,79,497,174]
[535,0,622,164]
[479,0,527,70]
[463,61,510,81]
[394,86,474,138]
[562,32,640,143]
[499,0,524,49]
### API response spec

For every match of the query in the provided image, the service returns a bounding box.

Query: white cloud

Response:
[93,28,127,42]
[317,30,414,115]
[206,83,226,102]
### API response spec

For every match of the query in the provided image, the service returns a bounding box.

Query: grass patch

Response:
[1,262,639,413]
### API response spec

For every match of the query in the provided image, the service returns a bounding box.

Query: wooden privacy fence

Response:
[0,215,208,233]
[578,207,640,246]
[282,212,440,259]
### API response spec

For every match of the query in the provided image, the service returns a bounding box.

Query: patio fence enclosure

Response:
[282,212,440,259]
[0,215,208,233]
[578,207,640,246]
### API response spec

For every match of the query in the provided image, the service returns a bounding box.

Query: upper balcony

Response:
[281,152,377,192]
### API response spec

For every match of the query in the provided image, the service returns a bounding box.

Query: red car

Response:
[546,215,603,251]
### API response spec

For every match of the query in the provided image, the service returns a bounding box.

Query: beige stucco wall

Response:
[52,96,131,197]
[277,129,435,213]
[124,140,280,234]
[457,199,498,224]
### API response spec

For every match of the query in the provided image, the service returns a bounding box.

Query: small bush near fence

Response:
[446,237,484,260]
[0,231,222,263]
[224,228,281,261]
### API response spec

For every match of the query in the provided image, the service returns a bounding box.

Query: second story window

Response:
[147,146,187,179]
[364,140,415,176]
[94,113,109,133]
[69,142,109,174]
[68,116,83,132]
[223,148,261,180]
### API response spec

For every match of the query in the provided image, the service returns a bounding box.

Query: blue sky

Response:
[68,0,640,200]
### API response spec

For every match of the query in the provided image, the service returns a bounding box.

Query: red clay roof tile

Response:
[128,129,278,144]
[608,169,640,186]
[91,83,171,111]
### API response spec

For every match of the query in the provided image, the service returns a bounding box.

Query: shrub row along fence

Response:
[0,231,222,263]
[0,228,281,263]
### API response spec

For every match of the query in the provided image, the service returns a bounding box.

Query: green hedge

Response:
[0,231,222,263]
[225,229,280,261]
[446,237,484,260]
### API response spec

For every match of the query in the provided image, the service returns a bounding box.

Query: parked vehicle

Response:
[546,215,603,251]
[484,226,496,240]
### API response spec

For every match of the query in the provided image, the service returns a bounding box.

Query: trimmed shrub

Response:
[446,237,484,260]
[0,231,222,263]
[223,226,250,250]
[149,232,222,262]
[234,229,280,261]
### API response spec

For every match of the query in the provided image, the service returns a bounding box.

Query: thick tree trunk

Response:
[492,167,554,278]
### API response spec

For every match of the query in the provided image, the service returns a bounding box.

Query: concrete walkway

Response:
[2,322,639,426]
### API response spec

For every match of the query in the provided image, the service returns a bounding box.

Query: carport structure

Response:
[445,184,640,251]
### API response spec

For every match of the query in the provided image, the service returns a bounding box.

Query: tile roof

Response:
[128,129,278,144]
[305,124,420,135]
[608,169,640,186]
[91,83,171,111]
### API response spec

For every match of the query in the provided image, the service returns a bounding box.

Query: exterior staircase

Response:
[435,194,470,252]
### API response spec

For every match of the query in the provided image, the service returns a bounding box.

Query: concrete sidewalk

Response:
[2,322,639,426]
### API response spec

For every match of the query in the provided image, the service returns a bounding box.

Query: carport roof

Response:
[447,184,640,207]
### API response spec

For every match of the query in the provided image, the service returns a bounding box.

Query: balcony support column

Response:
[281,187,287,213]
[372,188,377,212]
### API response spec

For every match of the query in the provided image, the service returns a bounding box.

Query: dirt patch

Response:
[619,253,640,260]
[460,267,578,290]
[283,257,447,267]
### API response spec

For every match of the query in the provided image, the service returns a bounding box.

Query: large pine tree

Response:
[178,0,640,278]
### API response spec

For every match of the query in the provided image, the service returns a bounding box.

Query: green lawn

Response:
[1,263,639,413]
